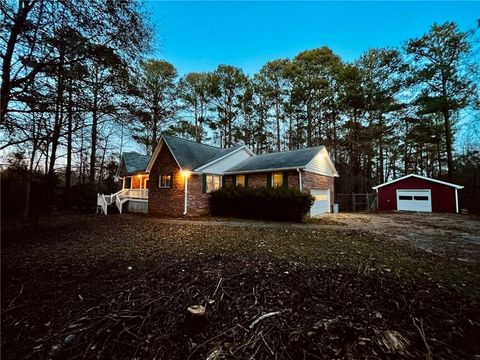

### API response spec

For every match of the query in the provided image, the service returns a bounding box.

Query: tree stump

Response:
[185,305,207,334]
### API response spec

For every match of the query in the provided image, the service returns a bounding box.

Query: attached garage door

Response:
[310,189,330,216]
[396,189,432,212]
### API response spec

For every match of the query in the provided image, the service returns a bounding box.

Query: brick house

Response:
[98,135,339,217]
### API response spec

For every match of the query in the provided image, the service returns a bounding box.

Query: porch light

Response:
[181,170,191,178]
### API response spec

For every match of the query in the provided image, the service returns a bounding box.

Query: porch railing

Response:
[121,189,148,200]
[97,188,148,214]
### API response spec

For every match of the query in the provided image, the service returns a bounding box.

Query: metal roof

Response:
[225,146,324,173]
[163,135,242,171]
[372,174,464,190]
[122,152,150,175]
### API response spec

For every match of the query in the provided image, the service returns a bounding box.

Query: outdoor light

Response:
[181,170,191,178]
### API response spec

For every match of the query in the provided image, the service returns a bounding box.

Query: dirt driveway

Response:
[318,212,480,262]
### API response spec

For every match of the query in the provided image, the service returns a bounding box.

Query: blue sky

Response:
[145,1,479,76]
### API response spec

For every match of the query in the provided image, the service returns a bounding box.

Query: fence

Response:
[335,193,377,212]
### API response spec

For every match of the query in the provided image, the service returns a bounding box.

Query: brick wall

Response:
[148,145,211,217]
[302,171,335,205]
[224,175,235,186]
[247,173,268,187]
[186,174,210,216]
[286,171,300,188]
[226,171,301,188]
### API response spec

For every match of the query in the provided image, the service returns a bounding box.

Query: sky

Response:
[145,1,479,76]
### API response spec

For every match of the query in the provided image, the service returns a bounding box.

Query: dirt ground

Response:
[2,214,480,359]
[317,212,480,262]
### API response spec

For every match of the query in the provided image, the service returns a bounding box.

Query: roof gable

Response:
[305,147,339,177]
[372,174,464,190]
[163,135,222,170]
[146,135,247,172]
[225,146,325,174]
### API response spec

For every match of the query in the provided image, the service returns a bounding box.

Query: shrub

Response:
[210,186,314,222]
[1,168,54,222]
[58,183,99,212]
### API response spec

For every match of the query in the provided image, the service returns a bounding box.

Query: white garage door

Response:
[310,189,330,216]
[396,189,432,212]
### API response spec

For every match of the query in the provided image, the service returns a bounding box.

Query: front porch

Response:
[97,174,149,215]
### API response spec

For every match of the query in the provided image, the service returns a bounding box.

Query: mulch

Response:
[1,216,479,359]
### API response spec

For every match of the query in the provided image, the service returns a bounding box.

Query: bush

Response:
[58,183,99,213]
[210,186,314,222]
[1,168,54,222]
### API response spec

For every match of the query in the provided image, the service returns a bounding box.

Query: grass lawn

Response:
[2,214,479,359]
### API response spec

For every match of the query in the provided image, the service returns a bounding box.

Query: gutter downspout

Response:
[297,168,303,191]
[183,176,188,215]
[455,188,459,214]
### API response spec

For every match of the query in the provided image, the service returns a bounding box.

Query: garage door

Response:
[396,189,432,212]
[310,189,330,216]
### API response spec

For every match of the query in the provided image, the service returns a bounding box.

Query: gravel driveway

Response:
[318,212,480,262]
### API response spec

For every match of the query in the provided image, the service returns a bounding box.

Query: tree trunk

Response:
[89,69,99,184]
[47,48,65,178]
[65,80,73,190]
[379,143,384,183]
[404,120,409,175]
[275,100,281,152]
[306,103,312,147]
[0,0,35,124]
[443,108,454,181]
[194,99,199,142]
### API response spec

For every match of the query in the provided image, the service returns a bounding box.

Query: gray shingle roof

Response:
[163,135,242,170]
[225,146,323,173]
[122,152,150,175]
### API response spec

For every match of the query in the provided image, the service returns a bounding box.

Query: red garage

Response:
[372,174,463,213]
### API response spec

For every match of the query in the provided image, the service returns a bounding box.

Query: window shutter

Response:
[221,176,225,188]
[283,172,288,188]
[266,173,272,187]
[158,175,161,188]
[245,174,249,187]
[202,174,207,193]
[170,172,174,187]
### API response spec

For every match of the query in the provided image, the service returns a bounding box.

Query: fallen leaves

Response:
[1,214,479,359]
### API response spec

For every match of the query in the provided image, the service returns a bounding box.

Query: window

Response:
[414,196,429,201]
[272,172,283,187]
[314,194,328,201]
[236,175,245,187]
[159,174,172,188]
[206,175,222,193]
[399,195,413,200]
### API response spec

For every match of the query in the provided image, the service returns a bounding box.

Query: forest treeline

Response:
[1,0,479,217]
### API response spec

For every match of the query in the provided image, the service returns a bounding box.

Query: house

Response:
[372,174,464,213]
[97,134,339,217]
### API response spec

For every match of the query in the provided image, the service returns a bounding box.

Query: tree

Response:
[255,59,290,151]
[210,65,248,148]
[356,48,405,183]
[406,22,475,181]
[177,72,215,142]
[0,0,36,126]
[288,47,342,147]
[130,60,178,154]
[1,0,152,218]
